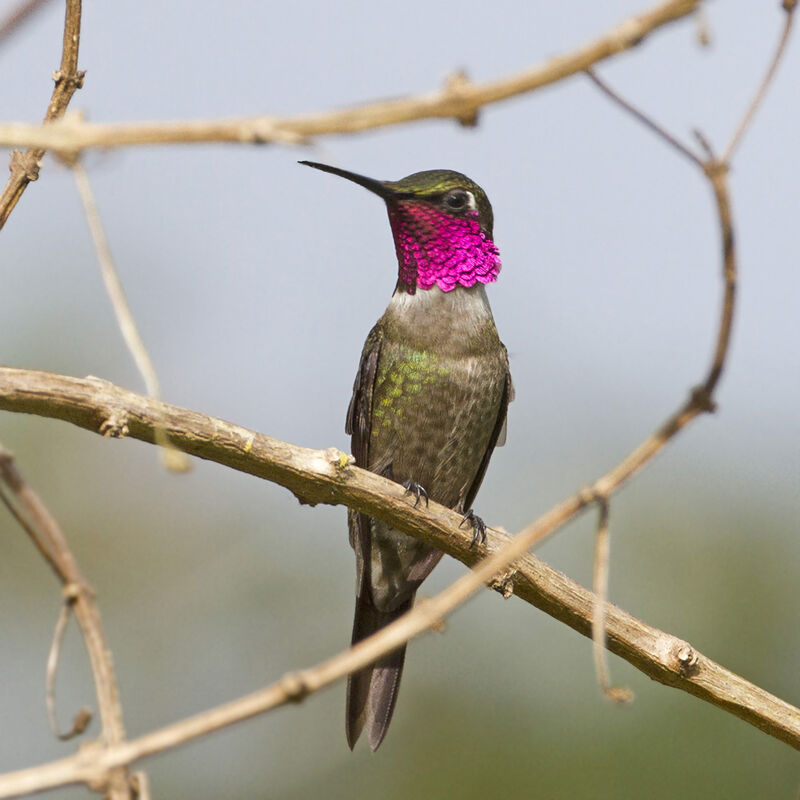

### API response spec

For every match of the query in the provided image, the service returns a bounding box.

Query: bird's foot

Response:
[402,480,429,508]
[460,509,487,547]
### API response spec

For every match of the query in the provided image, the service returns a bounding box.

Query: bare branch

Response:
[1,368,800,769]
[0,447,134,799]
[0,450,799,797]
[0,0,55,46]
[0,0,84,230]
[585,70,704,167]
[0,0,698,155]
[723,1,796,162]
[46,591,92,741]
[71,160,191,473]
[591,499,632,703]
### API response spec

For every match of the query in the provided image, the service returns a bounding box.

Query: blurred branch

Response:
[2,367,800,766]
[0,0,795,796]
[0,379,799,798]
[45,592,92,741]
[0,0,84,230]
[0,0,55,45]
[71,160,191,473]
[591,499,632,704]
[0,0,698,154]
[0,446,134,799]
[723,0,796,162]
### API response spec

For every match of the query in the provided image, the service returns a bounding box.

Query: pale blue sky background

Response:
[1,2,799,797]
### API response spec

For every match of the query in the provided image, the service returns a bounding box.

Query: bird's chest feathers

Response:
[371,286,501,428]
[381,284,498,355]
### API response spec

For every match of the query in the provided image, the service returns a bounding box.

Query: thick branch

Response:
[1,367,799,773]
[0,0,698,154]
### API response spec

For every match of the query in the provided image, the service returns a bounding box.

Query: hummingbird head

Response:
[300,161,501,294]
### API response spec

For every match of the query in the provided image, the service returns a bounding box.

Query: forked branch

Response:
[0,448,133,799]
[0,0,83,230]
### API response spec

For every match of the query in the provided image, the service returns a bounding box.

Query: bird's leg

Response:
[402,480,429,508]
[459,509,487,547]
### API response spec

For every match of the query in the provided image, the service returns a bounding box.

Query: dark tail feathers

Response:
[346,594,413,751]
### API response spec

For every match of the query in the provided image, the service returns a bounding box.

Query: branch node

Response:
[9,149,40,181]
[326,447,354,472]
[672,641,700,676]
[62,581,82,602]
[614,18,646,49]
[702,158,728,182]
[444,70,480,128]
[52,68,85,91]
[488,567,517,598]
[99,410,130,438]
[279,671,310,703]
[578,484,610,509]
[689,385,717,413]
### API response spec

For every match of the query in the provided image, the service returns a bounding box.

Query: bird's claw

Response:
[460,509,487,548]
[403,480,429,508]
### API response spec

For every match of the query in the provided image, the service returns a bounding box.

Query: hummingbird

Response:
[300,161,512,751]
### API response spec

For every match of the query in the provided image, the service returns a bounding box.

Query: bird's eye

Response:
[444,190,470,211]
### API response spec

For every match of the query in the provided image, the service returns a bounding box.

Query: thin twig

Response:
[0,0,83,230]
[71,160,191,473]
[591,499,633,703]
[130,772,151,800]
[45,591,92,740]
[0,0,55,46]
[0,446,133,799]
[591,499,612,692]
[723,1,796,162]
[585,70,704,168]
[0,0,699,155]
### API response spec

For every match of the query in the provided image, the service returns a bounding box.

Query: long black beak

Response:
[299,161,410,201]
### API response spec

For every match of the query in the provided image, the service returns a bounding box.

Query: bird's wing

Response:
[345,322,383,467]
[345,322,384,563]
[464,345,513,511]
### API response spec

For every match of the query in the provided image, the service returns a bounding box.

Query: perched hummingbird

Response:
[300,161,512,751]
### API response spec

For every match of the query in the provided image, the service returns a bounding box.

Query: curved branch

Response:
[1,368,799,769]
[0,0,698,154]
[0,448,132,798]
[0,0,84,230]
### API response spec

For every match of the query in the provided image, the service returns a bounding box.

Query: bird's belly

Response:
[368,349,504,509]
